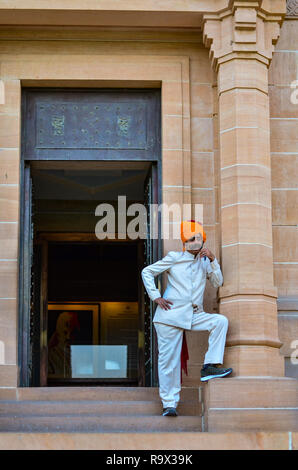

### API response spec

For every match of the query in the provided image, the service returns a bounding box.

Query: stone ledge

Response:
[203,377,298,432]
[0,0,287,28]
[207,409,298,432]
[204,377,298,408]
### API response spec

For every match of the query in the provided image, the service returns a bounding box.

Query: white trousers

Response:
[154,312,229,408]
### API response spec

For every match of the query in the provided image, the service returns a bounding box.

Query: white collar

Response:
[183,250,200,260]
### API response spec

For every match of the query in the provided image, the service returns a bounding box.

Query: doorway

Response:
[19,88,161,387]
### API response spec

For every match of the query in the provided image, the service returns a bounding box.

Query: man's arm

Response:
[206,257,223,288]
[141,251,176,302]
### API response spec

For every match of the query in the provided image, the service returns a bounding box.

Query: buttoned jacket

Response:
[141,250,223,329]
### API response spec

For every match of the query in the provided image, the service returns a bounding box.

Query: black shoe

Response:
[200,364,233,382]
[162,407,178,417]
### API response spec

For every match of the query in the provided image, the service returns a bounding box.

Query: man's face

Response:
[184,232,203,254]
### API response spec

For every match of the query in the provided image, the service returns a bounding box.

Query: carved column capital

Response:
[203,0,286,70]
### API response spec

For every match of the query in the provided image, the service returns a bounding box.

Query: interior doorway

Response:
[19,160,161,387]
[19,85,161,387]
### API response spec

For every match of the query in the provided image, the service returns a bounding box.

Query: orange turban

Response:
[180,220,206,249]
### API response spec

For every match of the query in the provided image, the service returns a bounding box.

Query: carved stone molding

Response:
[203,1,286,70]
[286,0,298,16]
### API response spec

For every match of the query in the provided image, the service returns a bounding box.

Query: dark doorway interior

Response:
[48,242,138,302]
[46,242,139,386]
[25,161,156,387]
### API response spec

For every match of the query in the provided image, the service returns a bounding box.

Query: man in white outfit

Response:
[141,220,232,417]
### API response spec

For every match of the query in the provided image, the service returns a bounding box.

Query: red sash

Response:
[180,330,189,384]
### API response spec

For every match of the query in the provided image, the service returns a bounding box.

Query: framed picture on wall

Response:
[47,303,100,379]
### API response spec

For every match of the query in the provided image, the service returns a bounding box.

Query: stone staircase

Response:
[0,387,203,433]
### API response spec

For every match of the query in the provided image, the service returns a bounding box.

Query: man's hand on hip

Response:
[154,297,173,310]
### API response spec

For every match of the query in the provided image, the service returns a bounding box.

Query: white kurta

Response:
[141,250,224,330]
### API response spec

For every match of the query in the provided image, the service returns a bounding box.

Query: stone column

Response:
[203,1,286,376]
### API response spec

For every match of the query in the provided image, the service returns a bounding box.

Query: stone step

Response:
[0,415,202,433]
[204,378,298,432]
[10,386,201,402]
[207,409,298,432]
[0,399,202,416]
[0,431,294,450]
[205,377,298,408]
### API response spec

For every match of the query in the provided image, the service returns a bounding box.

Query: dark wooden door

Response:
[141,163,161,386]
[19,165,48,387]
[19,163,35,386]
